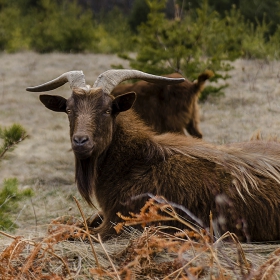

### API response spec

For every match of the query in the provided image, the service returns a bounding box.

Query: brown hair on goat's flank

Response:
[28,69,280,242]
[90,109,280,241]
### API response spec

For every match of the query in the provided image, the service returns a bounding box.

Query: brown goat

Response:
[112,71,213,138]
[27,69,280,242]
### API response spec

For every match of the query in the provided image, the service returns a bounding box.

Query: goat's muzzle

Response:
[72,134,94,159]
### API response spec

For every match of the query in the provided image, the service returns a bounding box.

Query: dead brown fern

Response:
[0,223,88,279]
[114,197,175,233]
[0,196,280,279]
[111,197,255,279]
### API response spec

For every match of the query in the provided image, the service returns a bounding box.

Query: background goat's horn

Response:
[26,71,86,92]
[93,69,185,94]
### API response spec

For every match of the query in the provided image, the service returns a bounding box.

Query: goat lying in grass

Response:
[27,69,280,242]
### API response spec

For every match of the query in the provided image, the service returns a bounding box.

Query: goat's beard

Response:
[75,155,97,207]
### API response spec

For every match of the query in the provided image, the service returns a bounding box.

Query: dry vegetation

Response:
[0,52,280,279]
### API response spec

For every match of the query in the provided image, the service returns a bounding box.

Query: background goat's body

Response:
[112,72,212,138]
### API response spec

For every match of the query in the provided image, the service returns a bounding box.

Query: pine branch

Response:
[0,134,28,159]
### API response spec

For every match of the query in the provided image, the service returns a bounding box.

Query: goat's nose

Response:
[73,135,89,146]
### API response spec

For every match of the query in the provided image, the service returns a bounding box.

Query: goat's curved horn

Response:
[26,71,87,92]
[93,69,185,94]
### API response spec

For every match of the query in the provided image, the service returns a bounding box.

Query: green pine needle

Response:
[0,124,27,159]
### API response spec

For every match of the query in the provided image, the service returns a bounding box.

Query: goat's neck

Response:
[100,111,168,166]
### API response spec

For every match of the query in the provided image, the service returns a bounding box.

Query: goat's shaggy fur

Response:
[111,71,213,138]
[39,87,280,242]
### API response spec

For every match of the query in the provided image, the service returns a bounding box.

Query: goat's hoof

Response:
[87,211,104,228]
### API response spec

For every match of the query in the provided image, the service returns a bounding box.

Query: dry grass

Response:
[201,59,280,144]
[0,52,280,278]
[0,198,280,279]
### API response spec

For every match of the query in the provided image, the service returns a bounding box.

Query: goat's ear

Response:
[112,92,136,113]
[39,95,67,113]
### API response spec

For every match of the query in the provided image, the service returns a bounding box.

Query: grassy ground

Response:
[200,59,280,144]
[0,52,280,279]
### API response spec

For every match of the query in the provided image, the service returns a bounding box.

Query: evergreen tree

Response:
[126,0,233,100]
[239,0,280,35]
[177,0,280,36]
[128,0,150,33]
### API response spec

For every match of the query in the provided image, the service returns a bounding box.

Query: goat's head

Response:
[26,70,185,159]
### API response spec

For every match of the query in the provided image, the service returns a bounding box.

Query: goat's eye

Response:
[66,109,71,114]
[105,109,111,114]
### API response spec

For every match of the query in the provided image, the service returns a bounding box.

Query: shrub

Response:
[0,6,30,52]
[0,0,99,53]
[93,8,136,54]
[0,178,33,230]
[0,123,31,231]
[29,0,97,53]
[0,124,27,158]
[215,6,271,60]
[0,0,135,53]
